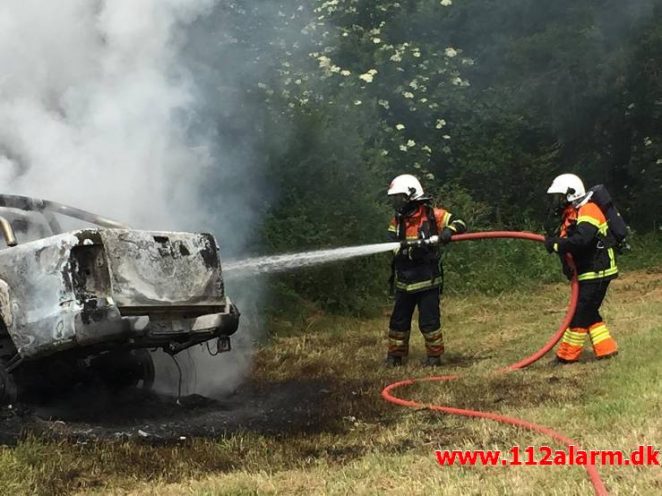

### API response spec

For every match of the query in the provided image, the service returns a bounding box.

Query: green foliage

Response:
[443,238,562,296]
[618,231,662,271]
[258,98,392,315]
[203,0,662,315]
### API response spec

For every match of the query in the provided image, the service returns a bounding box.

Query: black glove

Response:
[440,227,454,245]
[544,236,559,254]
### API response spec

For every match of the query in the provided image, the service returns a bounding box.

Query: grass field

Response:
[1,267,661,495]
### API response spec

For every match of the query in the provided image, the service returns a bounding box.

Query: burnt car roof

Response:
[0,194,127,229]
[0,194,128,246]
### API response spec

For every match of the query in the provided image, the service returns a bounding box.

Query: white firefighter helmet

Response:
[387,174,424,200]
[547,173,586,203]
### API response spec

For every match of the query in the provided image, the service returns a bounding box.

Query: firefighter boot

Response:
[556,327,587,363]
[588,322,618,359]
[424,356,442,367]
[420,328,444,366]
[385,355,403,367]
[387,329,410,366]
[422,329,444,357]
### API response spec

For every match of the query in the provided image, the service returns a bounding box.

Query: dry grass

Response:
[1,271,661,495]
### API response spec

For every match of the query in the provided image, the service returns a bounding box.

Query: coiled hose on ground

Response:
[381,231,608,496]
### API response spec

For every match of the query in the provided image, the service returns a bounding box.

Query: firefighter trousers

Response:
[388,287,443,358]
[557,279,618,362]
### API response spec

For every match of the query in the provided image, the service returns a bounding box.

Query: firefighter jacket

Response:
[551,201,618,282]
[388,202,467,293]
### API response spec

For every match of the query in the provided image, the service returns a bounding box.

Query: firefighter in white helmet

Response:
[544,173,619,362]
[386,174,467,366]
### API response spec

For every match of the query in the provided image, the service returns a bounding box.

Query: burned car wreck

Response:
[0,195,239,402]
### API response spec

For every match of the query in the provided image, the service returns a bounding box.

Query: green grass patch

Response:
[1,268,660,495]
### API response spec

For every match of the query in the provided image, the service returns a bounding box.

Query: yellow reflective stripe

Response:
[577,215,609,236]
[395,277,443,292]
[563,330,587,338]
[553,242,559,253]
[578,266,618,281]
[561,329,586,346]
[589,327,609,338]
[577,247,618,281]
[589,325,611,344]
[591,331,610,341]
[590,332,611,345]
[578,267,619,281]
[566,328,587,335]
[388,225,396,232]
[564,332,586,341]
[576,215,601,227]
[562,334,586,346]
[442,211,452,227]
[591,334,611,345]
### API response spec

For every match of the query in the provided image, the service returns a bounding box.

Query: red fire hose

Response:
[381,231,608,495]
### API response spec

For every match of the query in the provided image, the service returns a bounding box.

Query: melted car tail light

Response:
[70,245,111,299]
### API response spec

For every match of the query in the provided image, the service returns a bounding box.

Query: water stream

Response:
[224,242,399,278]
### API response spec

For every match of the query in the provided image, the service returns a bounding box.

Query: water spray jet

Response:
[224,241,400,278]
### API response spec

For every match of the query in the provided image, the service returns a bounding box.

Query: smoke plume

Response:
[0,0,268,397]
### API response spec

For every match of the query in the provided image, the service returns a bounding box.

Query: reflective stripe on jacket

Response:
[554,202,618,281]
[388,203,466,292]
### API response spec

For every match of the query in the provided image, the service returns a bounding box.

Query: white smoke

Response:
[0,0,215,228]
[0,0,258,398]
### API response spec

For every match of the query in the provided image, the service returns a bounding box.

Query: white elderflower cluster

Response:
[359,69,378,83]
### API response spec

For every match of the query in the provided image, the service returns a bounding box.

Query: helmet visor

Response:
[549,193,569,214]
[389,193,410,213]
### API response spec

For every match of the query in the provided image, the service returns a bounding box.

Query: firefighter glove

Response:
[544,236,559,254]
[440,227,453,245]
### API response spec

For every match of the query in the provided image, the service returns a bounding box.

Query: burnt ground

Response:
[0,378,348,445]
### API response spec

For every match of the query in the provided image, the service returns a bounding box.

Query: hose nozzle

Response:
[401,235,439,248]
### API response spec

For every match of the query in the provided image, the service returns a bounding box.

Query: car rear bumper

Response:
[124,305,240,338]
[15,298,240,359]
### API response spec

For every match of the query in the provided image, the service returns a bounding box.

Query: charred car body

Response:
[0,195,239,401]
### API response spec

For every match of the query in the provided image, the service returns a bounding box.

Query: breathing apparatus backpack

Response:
[588,184,629,252]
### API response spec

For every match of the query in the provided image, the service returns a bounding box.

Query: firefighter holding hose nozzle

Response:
[385,174,467,367]
[544,173,622,363]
